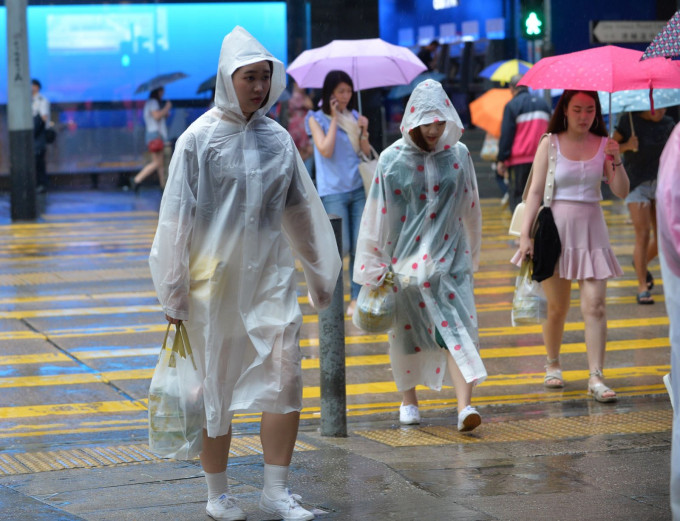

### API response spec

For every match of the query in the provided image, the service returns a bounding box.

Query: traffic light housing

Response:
[521,0,544,40]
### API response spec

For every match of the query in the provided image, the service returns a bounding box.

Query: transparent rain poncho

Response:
[353,80,487,390]
[149,26,342,438]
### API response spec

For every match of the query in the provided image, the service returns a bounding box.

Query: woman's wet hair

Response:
[548,90,608,137]
[149,87,163,101]
[321,70,357,115]
[408,127,430,151]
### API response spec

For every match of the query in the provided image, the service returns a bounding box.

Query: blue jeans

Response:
[321,186,365,300]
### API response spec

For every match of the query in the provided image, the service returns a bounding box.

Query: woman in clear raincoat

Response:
[353,80,487,432]
[656,122,680,519]
[149,26,341,521]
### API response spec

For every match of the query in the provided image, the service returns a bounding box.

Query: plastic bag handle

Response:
[159,322,197,371]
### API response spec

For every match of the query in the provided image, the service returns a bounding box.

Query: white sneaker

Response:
[399,403,420,425]
[259,489,314,521]
[206,494,246,521]
[457,406,481,432]
[500,192,509,209]
[664,373,674,410]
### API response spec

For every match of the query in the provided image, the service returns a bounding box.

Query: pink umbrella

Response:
[286,38,427,111]
[518,45,680,133]
[642,10,680,60]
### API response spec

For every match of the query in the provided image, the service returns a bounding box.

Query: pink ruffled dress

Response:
[512,134,623,280]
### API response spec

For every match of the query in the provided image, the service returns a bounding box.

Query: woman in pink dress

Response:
[513,90,629,402]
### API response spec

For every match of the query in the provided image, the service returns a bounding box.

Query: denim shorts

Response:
[625,179,657,205]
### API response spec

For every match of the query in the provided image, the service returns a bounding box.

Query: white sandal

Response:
[544,357,564,388]
[588,369,617,403]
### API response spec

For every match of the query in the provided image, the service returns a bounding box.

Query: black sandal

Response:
[636,290,654,305]
[632,261,654,291]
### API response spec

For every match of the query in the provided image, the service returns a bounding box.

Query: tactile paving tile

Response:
[354,409,672,447]
[0,437,318,475]
[354,427,455,447]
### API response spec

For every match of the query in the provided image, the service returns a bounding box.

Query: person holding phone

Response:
[306,70,371,316]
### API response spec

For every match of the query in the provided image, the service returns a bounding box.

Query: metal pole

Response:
[318,215,347,437]
[6,0,37,220]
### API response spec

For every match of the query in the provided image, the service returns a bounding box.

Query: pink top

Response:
[656,122,680,277]
[553,136,607,203]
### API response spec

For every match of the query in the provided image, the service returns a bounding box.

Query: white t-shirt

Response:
[143,98,168,139]
[32,93,50,120]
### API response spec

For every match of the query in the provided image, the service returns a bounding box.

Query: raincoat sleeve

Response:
[657,122,680,277]
[282,151,342,310]
[148,132,199,321]
[461,148,482,271]
[353,156,399,287]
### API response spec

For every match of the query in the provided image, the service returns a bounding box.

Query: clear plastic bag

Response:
[352,272,396,333]
[511,259,547,326]
[148,322,204,459]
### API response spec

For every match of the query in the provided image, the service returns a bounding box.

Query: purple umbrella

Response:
[642,11,680,61]
[286,38,427,112]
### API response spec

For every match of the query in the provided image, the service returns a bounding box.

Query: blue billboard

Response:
[0,2,287,104]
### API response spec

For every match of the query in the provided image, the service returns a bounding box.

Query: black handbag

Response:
[532,206,561,282]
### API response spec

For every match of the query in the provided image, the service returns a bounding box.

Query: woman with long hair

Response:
[132,86,171,192]
[513,90,629,402]
[306,70,371,316]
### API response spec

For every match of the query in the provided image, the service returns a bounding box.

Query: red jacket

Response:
[497,89,551,167]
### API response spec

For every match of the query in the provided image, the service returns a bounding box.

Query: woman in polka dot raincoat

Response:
[353,80,487,432]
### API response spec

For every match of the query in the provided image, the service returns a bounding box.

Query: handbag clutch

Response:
[358,145,379,196]
[508,133,555,237]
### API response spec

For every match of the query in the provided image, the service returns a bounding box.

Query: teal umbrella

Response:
[387,71,446,100]
[597,88,680,113]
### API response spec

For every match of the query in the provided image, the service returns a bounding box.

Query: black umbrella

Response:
[196,74,217,95]
[135,72,189,94]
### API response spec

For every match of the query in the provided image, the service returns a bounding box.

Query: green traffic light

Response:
[524,11,543,36]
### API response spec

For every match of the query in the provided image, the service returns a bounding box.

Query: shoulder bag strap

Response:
[519,133,553,205]
[543,133,557,207]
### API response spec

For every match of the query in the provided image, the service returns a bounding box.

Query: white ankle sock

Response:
[205,470,229,501]
[263,463,289,500]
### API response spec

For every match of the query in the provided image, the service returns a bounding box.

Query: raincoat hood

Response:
[400,80,464,153]
[214,26,286,120]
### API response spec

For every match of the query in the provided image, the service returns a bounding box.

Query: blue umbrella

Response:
[387,71,446,100]
[597,88,680,113]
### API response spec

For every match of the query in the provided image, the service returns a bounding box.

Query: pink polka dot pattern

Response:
[423,281,431,288]
[418,302,426,308]
[405,324,412,330]
[417,165,424,172]
[381,207,387,214]
[441,320,448,327]
[410,106,415,113]
[414,346,421,352]
[436,367,441,374]
[448,293,455,299]
[400,216,406,223]
[454,345,461,351]
[394,189,402,195]
[412,262,418,269]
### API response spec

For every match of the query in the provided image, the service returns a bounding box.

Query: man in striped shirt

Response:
[496,74,552,212]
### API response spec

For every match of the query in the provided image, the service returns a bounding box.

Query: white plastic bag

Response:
[511,259,547,326]
[352,272,396,333]
[148,322,204,459]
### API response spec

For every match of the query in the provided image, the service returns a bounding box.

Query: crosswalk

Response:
[0,195,670,448]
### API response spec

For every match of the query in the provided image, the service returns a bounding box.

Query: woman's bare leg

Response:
[540,274,572,385]
[446,354,473,410]
[260,411,300,466]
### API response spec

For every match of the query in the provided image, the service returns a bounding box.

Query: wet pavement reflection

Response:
[0,189,671,520]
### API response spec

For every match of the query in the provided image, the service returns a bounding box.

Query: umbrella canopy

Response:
[387,71,446,100]
[479,59,533,84]
[196,74,216,95]
[135,72,188,94]
[287,38,426,91]
[469,88,513,138]
[597,88,680,114]
[642,10,680,60]
[518,45,680,93]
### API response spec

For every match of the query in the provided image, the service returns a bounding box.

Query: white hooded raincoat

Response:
[353,81,486,391]
[149,27,342,438]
